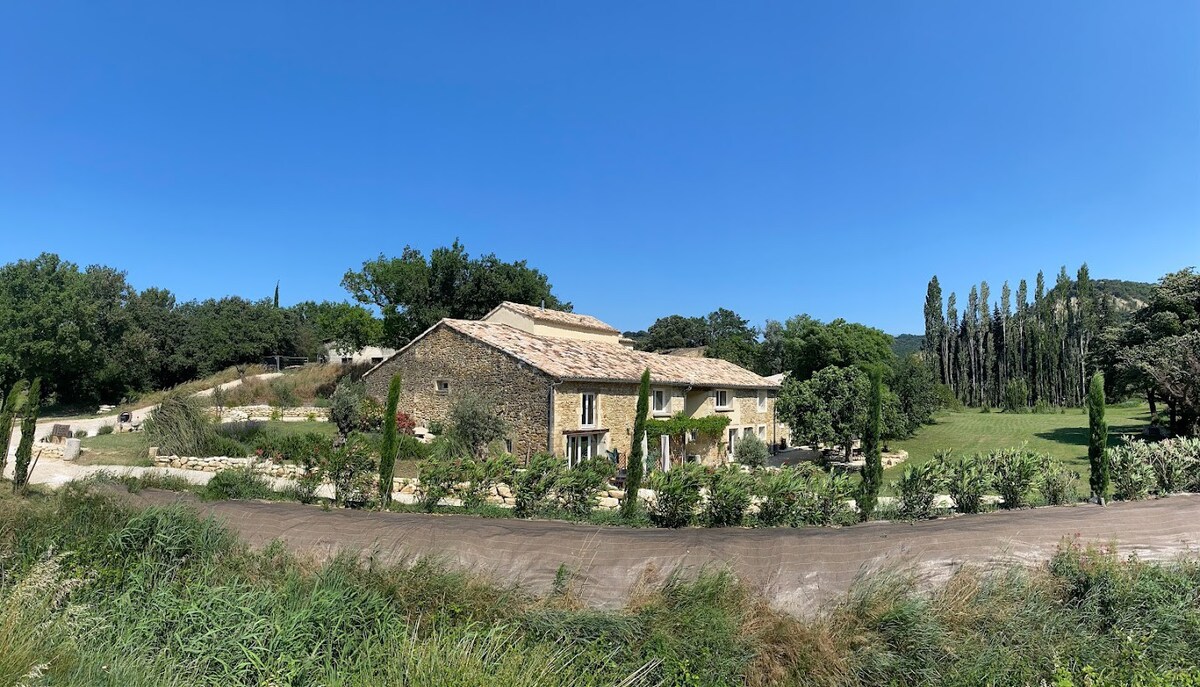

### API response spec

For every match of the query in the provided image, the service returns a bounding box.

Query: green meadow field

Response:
[886,402,1151,481]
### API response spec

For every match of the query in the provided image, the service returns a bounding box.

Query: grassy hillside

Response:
[887,403,1150,481]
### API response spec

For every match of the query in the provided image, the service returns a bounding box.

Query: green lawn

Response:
[885,402,1151,481]
[77,432,151,466]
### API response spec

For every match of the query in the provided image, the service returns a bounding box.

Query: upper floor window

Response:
[435,380,450,394]
[757,390,767,412]
[714,389,731,410]
[580,392,596,427]
[652,389,669,415]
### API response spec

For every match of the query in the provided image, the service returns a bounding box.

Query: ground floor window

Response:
[727,428,738,455]
[758,425,766,439]
[566,432,605,468]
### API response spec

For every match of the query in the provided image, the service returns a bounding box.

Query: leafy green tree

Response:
[755,320,787,376]
[637,314,710,351]
[889,354,940,436]
[447,392,507,459]
[12,378,40,492]
[778,366,869,461]
[782,316,895,382]
[291,300,383,357]
[1087,373,1109,502]
[342,241,568,345]
[378,374,402,507]
[859,367,884,519]
[704,308,759,368]
[621,369,651,519]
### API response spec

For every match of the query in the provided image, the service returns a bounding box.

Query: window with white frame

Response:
[727,428,738,454]
[580,393,596,427]
[652,389,669,415]
[435,380,450,394]
[757,390,767,412]
[714,389,731,410]
[565,432,604,468]
[758,425,766,439]
[743,426,754,439]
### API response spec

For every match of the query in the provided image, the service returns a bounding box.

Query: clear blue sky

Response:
[2,2,1197,335]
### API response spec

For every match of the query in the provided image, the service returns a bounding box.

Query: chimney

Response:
[540,299,545,312]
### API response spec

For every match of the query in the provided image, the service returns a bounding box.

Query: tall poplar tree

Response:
[923,276,945,383]
[859,367,884,520]
[1087,372,1109,503]
[621,369,651,519]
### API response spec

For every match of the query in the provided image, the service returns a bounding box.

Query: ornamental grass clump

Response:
[703,465,752,527]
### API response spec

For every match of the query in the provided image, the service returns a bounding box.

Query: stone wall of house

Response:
[553,381,639,462]
[552,382,787,466]
[363,325,554,460]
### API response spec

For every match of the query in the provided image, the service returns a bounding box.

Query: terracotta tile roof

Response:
[444,320,778,389]
[496,301,620,334]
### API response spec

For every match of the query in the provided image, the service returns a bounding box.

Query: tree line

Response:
[921,264,1122,409]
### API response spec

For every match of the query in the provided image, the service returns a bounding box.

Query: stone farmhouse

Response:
[363,301,786,468]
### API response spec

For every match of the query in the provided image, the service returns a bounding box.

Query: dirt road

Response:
[130,490,1200,615]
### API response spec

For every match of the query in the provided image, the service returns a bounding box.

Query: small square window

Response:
[714,389,731,410]
[652,389,669,415]
[435,380,450,394]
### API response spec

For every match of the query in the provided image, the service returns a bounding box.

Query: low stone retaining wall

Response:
[153,455,308,480]
[216,406,329,423]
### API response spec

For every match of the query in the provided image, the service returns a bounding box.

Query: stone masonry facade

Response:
[364,326,554,461]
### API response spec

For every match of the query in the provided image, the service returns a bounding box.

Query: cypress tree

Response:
[12,378,41,492]
[621,369,651,520]
[1087,372,1108,503]
[378,374,402,507]
[273,281,280,308]
[858,367,884,520]
[0,380,28,479]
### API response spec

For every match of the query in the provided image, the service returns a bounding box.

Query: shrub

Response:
[74,429,88,439]
[201,466,276,501]
[732,434,769,469]
[1002,378,1029,413]
[512,453,564,517]
[941,451,990,514]
[754,467,806,526]
[357,395,384,433]
[329,379,365,436]
[253,431,331,468]
[557,456,614,517]
[294,468,321,504]
[893,460,946,519]
[1145,439,1196,494]
[1109,443,1156,501]
[97,424,114,435]
[795,469,855,526]
[216,420,266,444]
[448,392,507,458]
[703,465,751,527]
[989,448,1042,509]
[1037,457,1080,506]
[322,432,376,507]
[647,464,704,528]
